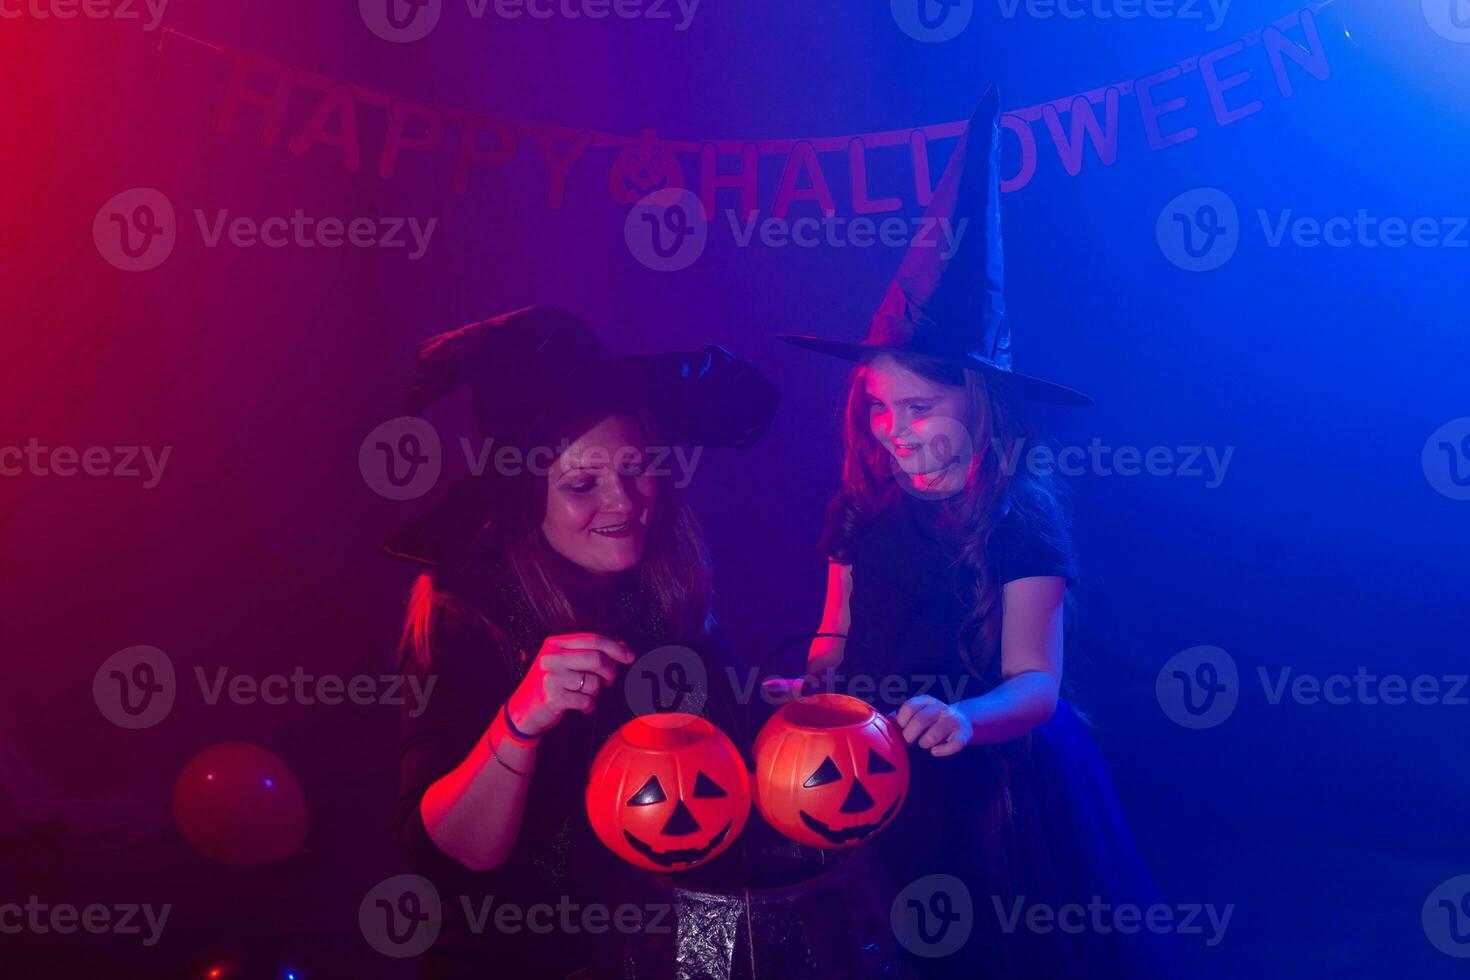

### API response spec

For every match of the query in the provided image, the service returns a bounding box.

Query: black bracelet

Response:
[502,703,541,742]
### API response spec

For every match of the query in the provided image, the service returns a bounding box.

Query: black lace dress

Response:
[829,492,1179,979]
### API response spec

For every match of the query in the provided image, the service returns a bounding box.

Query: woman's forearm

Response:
[955,670,1060,745]
[419,710,537,872]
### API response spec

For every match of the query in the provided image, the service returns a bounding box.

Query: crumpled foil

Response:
[615,836,902,980]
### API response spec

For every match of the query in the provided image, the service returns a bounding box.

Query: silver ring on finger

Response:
[576,672,587,692]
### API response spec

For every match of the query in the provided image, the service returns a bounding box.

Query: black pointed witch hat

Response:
[381,306,780,569]
[778,86,1092,407]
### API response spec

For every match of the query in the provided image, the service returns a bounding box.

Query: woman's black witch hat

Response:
[778,86,1092,407]
[381,306,780,569]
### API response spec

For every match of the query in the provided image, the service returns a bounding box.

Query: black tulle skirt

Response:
[875,700,1183,980]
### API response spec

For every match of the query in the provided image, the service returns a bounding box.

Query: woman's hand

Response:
[506,633,635,737]
[894,695,973,757]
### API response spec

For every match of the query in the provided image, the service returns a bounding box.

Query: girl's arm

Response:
[761,561,852,701]
[896,576,1065,756]
[808,561,853,675]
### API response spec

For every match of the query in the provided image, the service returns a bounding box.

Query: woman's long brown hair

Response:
[399,408,715,673]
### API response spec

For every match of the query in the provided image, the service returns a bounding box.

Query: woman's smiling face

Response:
[541,414,656,575]
[863,354,972,491]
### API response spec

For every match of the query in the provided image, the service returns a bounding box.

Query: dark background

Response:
[3,0,1468,976]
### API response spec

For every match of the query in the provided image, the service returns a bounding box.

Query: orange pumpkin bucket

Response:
[752,694,909,849]
[586,713,751,872]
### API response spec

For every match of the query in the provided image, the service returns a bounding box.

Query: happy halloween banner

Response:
[163,1,1334,216]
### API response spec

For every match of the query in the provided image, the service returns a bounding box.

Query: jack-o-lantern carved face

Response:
[586,713,751,872]
[753,694,909,849]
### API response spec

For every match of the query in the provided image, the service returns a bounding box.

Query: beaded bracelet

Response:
[488,739,532,778]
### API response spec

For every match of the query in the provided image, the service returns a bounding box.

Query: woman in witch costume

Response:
[772,88,1178,979]
[384,306,777,978]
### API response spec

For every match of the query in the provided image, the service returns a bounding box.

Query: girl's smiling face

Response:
[541,414,656,575]
[863,354,973,492]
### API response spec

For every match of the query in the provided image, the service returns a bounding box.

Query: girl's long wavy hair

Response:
[399,408,715,673]
[823,352,1072,690]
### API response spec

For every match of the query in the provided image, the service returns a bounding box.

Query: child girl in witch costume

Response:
[772,88,1178,979]
[383,306,778,979]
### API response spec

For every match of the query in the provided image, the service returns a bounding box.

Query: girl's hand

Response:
[760,675,810,704]
[894,696,973,758]
[760,631,849,703]
[506,633,635,737]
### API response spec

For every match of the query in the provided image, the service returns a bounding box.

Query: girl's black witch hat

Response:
[778,86,1092,407]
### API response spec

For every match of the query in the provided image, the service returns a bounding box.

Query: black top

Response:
[395,557,745,977]
[825,491,1078,878]
[832,491,1077,709]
